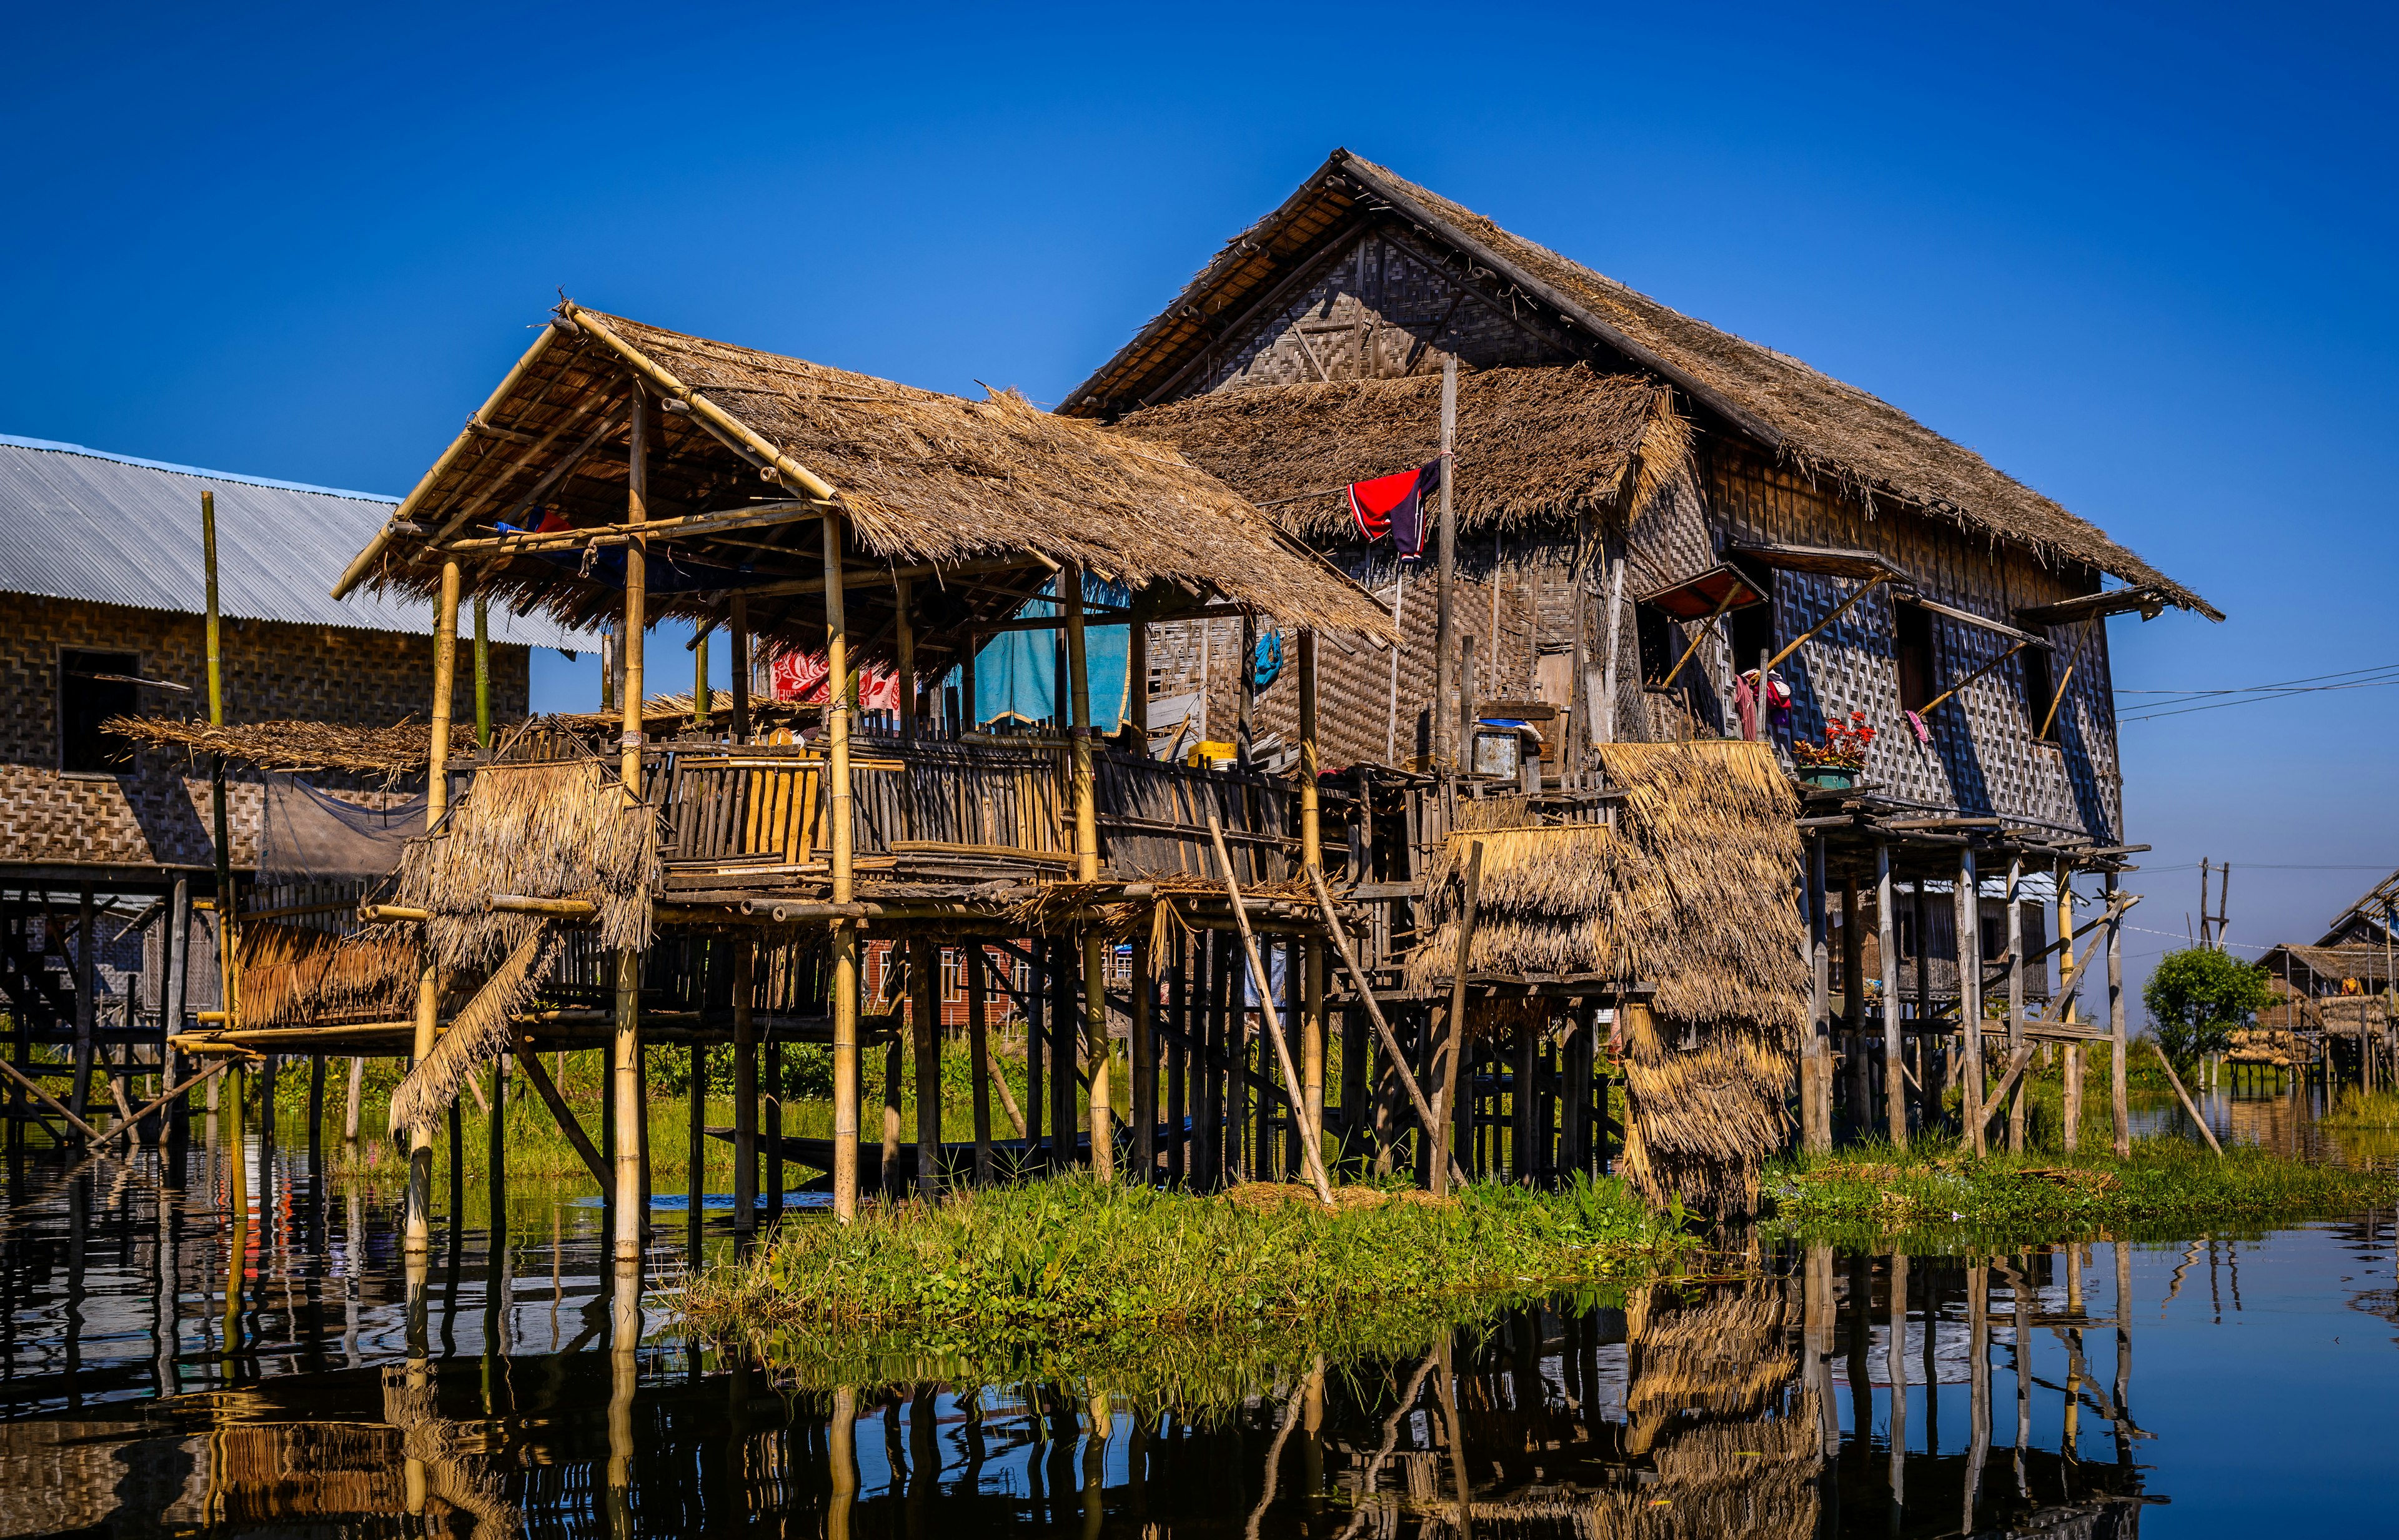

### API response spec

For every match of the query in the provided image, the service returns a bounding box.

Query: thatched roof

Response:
[1065,149,2217,620]
[1111,365,1691,540]
[337,305,1394,681]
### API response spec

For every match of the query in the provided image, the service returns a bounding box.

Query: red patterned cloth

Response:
[765,647,901,709]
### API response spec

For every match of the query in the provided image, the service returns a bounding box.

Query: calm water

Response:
[4,1111,2398,1538]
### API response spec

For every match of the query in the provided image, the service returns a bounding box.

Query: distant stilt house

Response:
[1068,151,2221,1163]
[2252,868,2397,1068]
[0,434,582,1133]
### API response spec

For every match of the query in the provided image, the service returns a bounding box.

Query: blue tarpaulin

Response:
[971,573,1131,730]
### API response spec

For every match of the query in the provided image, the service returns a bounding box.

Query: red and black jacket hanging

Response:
[1344,458,1443,557]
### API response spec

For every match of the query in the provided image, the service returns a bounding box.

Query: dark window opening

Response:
[59,650,139,773]
[1636,603,1681,688]
[2020,636,2059,740]
[1894,603,1936,712]
[1729,595,1776,675]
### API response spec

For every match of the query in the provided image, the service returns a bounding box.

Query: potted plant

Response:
[1792,710,1875,790]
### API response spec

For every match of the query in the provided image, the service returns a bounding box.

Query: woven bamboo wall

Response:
[0,594,530,873]
[1705,445,2122,838]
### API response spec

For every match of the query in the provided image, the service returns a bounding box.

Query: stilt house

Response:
[1070,150,2220,1163]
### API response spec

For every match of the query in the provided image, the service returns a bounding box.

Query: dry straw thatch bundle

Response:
[388,925,559,1137]
[237,920,418,1026]
[388,757,659,975]
[105,715,444,780]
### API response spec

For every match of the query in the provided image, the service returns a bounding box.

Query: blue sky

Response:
[7,2,2392,983]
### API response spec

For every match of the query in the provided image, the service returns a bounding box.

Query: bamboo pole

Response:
[1805,835,1832,1151]
[1065,569,1111,1178]
[729,592,752,742]
[1436,842,1484,1194]
[733,940,757,1233]
[2107,871,2130,1158]
[1960,850,1985,1154]
[1298,630,1324,1153]
[405,559,462,1257]
[1433,355,1458,770]
[895,575,915,738]
[1303,868,1468,1188]
[201,490,241,1123]
[826,512,861,1223]
[693,631,710,730]
[1131,933,1155,1180]
[611,392,648,1263]
[2059,862,2082,1153]
[912,935,941,1199]
[2007,858,2027,1152]
[968,945,995,1183]
[1207,817,1333,1202]
[1878,842,1906,1145]
[473,591,492,748]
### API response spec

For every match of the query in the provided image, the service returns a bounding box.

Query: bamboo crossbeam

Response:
[1208,815,1334,1201]
[1306,866,1468,1189]
[362,904,432,923]
[2148,1041,2225,1156]
[441,499,824,555]
[1657,582,1742,690]
[513,1031,610,1189]
[1917,639,2031,717]
[0,1057,106,1143]
[1763,573,1890,674]
[489,895,597,917]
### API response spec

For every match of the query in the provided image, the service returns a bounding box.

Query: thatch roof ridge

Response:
[1111,364,1687,539]
[569,309,1396,641]
[1065,150,2217,620]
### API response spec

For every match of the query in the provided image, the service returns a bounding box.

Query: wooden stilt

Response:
[1063,569,1111,1178]
[1960,850,1985,1155]
[612,390,649,1264]
[968,943,994,1185]
[1912,879,1935,1132]
[307,1053,326,1165]
[687,1040,705,1254]
[765,1036,784,1224]
[1843,874,1866,1137]
[824,510,861,1224]
[1877,841,1907,1146]
[2006,858,2026,1152]
[911,934,941,1200]
[164,876,191,1146]
[1433,354,1458,771]
[731,940,757,1231]
[489,1053,508,1235]
[1434,842,1484,1195]
[882,1018,903,1200]
[1805,835,1832,1151]
[728,592,753,743]
[1166,931,1188,1185]
[2107,871,2130,1158]
[70,883,94,1130]
[1131,933,1155,1181]
[1298,630,1325,1158]
[344,1055,364,1151]
[1206,818,1333,1202]
[1025,940,1045,1167]
[1051,940,1077,1169]
[408,557,462,1256]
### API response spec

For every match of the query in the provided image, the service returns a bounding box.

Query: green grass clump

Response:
[1764,1138,2399,1246]
[682,1174,1687,1354]
[2323,1088,2399,1129]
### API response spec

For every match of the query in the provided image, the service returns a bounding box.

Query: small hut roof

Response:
[1065,149,2217,620]
[1111,365,1691,540]
[337,306,1393,675]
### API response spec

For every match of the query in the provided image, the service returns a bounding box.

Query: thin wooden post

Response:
[2006,858,2026,1152]
[895,574,916,738]
[473,590,492,748]
[1298,629,1324,1155]
[1960,850,1985,1155]
[732,939,757,1233]
[307,1052,327,1165]
[882,997,903,1199]
[1026,941,1046,1167]
[164,876,191,1145]
[2058,862,2082,1153]
[70,883,94,1130]
[610,390,649,1264]
[1805,835,1832,1151]
[1064,568,1111,1178]
[911,934,941,1199]
[686,1040,705,1254]
[728,592,752,742]
[1433,354,1458,770]
[1435,842,1484,1195]
[1844,873,1866,1135]
[968,944,994,1185]
[692,631,710,730]
[1912,879,1933,1132]
[1131,934,1155,1181]
[2107,870,2130,1158]
[1877,842,1906,1146]
[407,557,462,1256]
[344,1055,364,1150]
[825,510,861,1223]
[1051,940,1078,1170]
[489,1053,508,1236]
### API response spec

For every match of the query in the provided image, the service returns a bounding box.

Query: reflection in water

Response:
[3,1130,2397,1536]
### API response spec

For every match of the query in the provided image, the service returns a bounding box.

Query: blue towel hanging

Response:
[1251,629,1283,690]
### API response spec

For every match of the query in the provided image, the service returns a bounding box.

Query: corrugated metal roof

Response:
[0,435,591,650]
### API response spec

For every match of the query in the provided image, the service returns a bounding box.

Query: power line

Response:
[2120,675,2399,724]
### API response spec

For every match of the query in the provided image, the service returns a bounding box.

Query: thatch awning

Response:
[335,306,1395,682]
[104,715,444,777]
[1111,365,1690,540]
